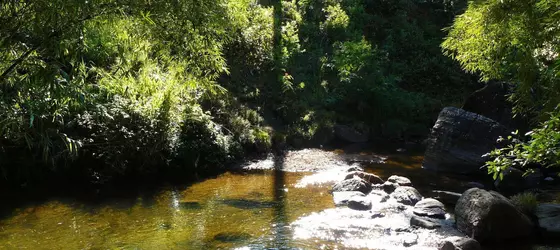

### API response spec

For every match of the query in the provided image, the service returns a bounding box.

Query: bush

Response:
[510,192,538,216]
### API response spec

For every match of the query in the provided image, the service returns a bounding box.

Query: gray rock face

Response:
[422,107,508,175]
[494,168,542,195]
[345,171,384,185]
[348,196,372,211]
[332,191,365,207]
[535,204,560,238]
[391,186,422,206]
[332,178,373,194]
[430,190,461,205]
[414,198,446,219]
[455,188,533,243]
[334,124,369,143]
[410,215,441,229]
[387,175,412,186]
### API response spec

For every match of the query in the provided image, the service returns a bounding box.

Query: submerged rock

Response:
[387,175,412,186]
[535,204,560,239]
[332,178,372,194]
[391,186,422,206]
[348,196,372,211]
[422,107,508,175]
[413,198,446,219]
[332,191,365,207]
[455,188,533,243]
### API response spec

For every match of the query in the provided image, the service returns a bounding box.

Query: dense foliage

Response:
[0,0,272,186]
[0,0,475,187]
[442,0,560,178]
[443,0,560,117]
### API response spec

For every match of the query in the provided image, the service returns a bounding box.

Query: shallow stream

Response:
[0,148,557,249]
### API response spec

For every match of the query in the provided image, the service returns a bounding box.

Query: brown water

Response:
[0,150,557,250]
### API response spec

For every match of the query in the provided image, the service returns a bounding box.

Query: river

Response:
[0,147,557,249]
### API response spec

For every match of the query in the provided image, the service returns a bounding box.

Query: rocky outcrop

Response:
[535,204,560,238]
[334,124,369,143]
[423,107,508,175]
[391,186,422,206]
[455,188,533,243]
[332,178,372,194]
[413,198,446,219]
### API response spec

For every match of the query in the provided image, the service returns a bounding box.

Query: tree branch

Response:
[0,46,36,83]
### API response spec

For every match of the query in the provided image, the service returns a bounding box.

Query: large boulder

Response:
[334,124,369,143]
[332,178,372,194]
[455,188,533,243]
[535,204,560,239]
[423,107,508,175]
[391,186,422,206]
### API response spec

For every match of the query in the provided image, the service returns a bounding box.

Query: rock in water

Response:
[391,186,422,206]
[382,181,399,194]
[439,241,457,250]
[332,191,365,207]
[332,178,372,194]
[387,175,412,186]
[430,190,461,205]
[402,233,418,247]
[410,215,441,229]
[450,237,481,250]
[535,204,560,239]
[348,196,372,211]
[345,171,384,185]
[455,188,533,243]
[422,107,508,175]
[413,198,446,219]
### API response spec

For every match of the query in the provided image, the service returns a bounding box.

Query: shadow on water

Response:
[272,151,288,248]
[178,201,203,209]
[213,232,253,243]
[221,199,277,209]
